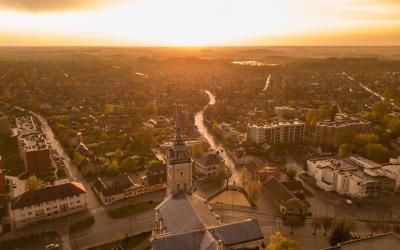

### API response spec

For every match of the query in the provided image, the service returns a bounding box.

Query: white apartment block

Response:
[248,120,305,145]
[11,182,87,229]
[307,155,398,198]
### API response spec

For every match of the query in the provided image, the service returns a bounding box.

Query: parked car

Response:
[45,243,60,249]
[344,199,352,205]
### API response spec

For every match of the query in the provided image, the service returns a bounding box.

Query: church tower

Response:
[166,104,192,196]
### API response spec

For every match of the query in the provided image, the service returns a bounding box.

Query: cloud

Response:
[0,0,112,12]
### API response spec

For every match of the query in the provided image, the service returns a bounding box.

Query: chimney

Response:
[217,240,223,250]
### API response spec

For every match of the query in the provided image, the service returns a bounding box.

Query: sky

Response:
[0,0,399,46]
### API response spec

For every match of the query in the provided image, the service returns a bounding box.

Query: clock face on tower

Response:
[167,104,192,196]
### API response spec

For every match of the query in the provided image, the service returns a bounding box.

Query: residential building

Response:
[0,156,5,195]
[15,116,52,175]
[11,182,87,229]
[307,155,397,198]
[248,120,305,145]
[219,122,243,144]
[322,233,400,250]
[94,168,167,205]
[264,177,309,216]
[17,132,52,175]
[194,152,225,180]
[315,117,371,147]
[274,106,296,119]
[0,114,9,137]
[152,105,264,250]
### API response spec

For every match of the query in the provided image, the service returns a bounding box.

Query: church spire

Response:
[174,103,184,145]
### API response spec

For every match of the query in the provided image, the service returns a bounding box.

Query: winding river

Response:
[194,90,240,184]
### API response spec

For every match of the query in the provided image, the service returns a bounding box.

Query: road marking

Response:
[61,233,72,250]
[90,206,105,215]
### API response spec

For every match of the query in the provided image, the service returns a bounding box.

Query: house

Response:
[93,173,138,205]
[264,177,309,216]
[194,152,225,181]
[11,182,87,229]
[322,233,400,250]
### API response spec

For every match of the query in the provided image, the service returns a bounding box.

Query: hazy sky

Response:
[0,0,399,46]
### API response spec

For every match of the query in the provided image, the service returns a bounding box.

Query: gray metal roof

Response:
[156,192,205,233]
[209,219,264,246]
[152,229,217,250]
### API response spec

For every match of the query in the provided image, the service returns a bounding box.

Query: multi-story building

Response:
[315,117,371,147]
[16,116,52,175]
[17,132,52,175]
[219,122,243,144]
[307,155,398,198]
[248,120,305,145]
[0,156,6,195]
[194,152,225,180]
[274,106,296,119]
[11,182,87,229]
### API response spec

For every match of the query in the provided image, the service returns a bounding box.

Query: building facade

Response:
[194,152,225,181]
[0,114,9,137]
[248,120,305,145]
[16,116,52,175]
[315,117,371,147]
[307,155,397,198]
[11,182,87,229]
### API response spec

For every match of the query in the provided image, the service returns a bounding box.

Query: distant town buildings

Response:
[16,116,52,175]
[0,156,6,195]
[274,106,296,119]
[219,122,243,144]
[257,166,280,183]
[193,152,225,181]
[315,116,371,147]
[248,120,305,145]
[321,233,400,250]
[307,155,400,198]
[11,182,87,229]
[264,177,309,216]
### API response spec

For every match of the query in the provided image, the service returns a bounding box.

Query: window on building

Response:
[184,183,187,190]
[177,184,180,190]
[77,200,81,204]
[180,172,184,176]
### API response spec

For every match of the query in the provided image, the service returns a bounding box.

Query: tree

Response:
[329,220,352,246]
[240,167,250,188]
[338,144,352,156]
[372,101,390,120]
[107,159,120,175]
[191,142,204,159]
[246,178,260,205]
[114,148,123,160]
[73,152,85,166]
[133,127,155,154]
[286,169,297,181]
[25,175,43,191]
[120,157,140,172]
[265,232,300,250]
[366,143,389,163]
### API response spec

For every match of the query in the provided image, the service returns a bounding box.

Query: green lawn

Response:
[0,137,25,176]
[106,201,158,219]
[88,231,151,250]
[69,215,95,232]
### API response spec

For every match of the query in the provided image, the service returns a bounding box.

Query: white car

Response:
[344,199,352,205]
[45,243,60,249]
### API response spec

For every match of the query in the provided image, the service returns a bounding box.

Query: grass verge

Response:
[106,201,158,219]
[88,231,151,250]
[69,215,95,232]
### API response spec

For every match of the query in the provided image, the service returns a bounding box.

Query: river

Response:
[194,90,241,184]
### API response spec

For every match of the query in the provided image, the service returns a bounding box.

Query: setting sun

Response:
[0,0,399,46]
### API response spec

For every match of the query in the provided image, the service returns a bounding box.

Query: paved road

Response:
[29,110,100,209]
